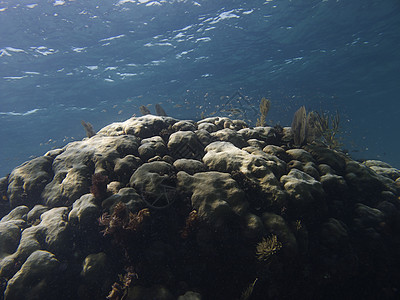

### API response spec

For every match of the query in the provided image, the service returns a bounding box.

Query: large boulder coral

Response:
[68,194,100,226]
[261,212,298,259]
[243,146,287,179]
[101,187,147,213]
[345,160,388,203]
[97,115,177,138]
[168,131,204,160]
[280,168,326,219]
[197,122,217,133]
[203,141,287,211]
[173,159,207,175]
[172,120,197,132]
[197,116,240,130]
[4,250,61,300]
[363,160,400,181]
[0,221,22,261]
[177,171,248,226]
[211,128,246,148]
[42,134,140,207]
[79,252,113,299]
[129,161,176,209]
[304,144,347,175]
[138,136,168,161]
[0,207,70,279]
[238,126,278,144]
[7,156,53,208]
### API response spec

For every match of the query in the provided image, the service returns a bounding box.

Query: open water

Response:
[1,0,399,176]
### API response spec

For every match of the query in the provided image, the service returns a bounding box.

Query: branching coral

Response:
[106,269,138,300]
[256,234,282,262]
[313,110,341,149]
[291,106,342,149]
[99,203,150,299]
[99,202,150,236]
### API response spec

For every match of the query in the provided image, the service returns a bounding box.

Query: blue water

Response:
[1,0,399,176]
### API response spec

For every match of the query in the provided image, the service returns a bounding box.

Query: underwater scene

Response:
[1,0,400,299]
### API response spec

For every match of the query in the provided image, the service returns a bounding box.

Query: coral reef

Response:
[1,114,400,300]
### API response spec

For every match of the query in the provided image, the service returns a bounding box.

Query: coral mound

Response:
[1,115,400,300]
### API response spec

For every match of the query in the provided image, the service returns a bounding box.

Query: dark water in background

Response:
[0,0,399,176]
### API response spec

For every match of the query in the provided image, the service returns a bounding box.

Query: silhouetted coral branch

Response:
[313,110,341,149]
[81,120,96,138]
[155,103,168,116]
[256,97,271,127]
[291,106,307,146]
[139,105,151,115]
[291,106,342,149]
